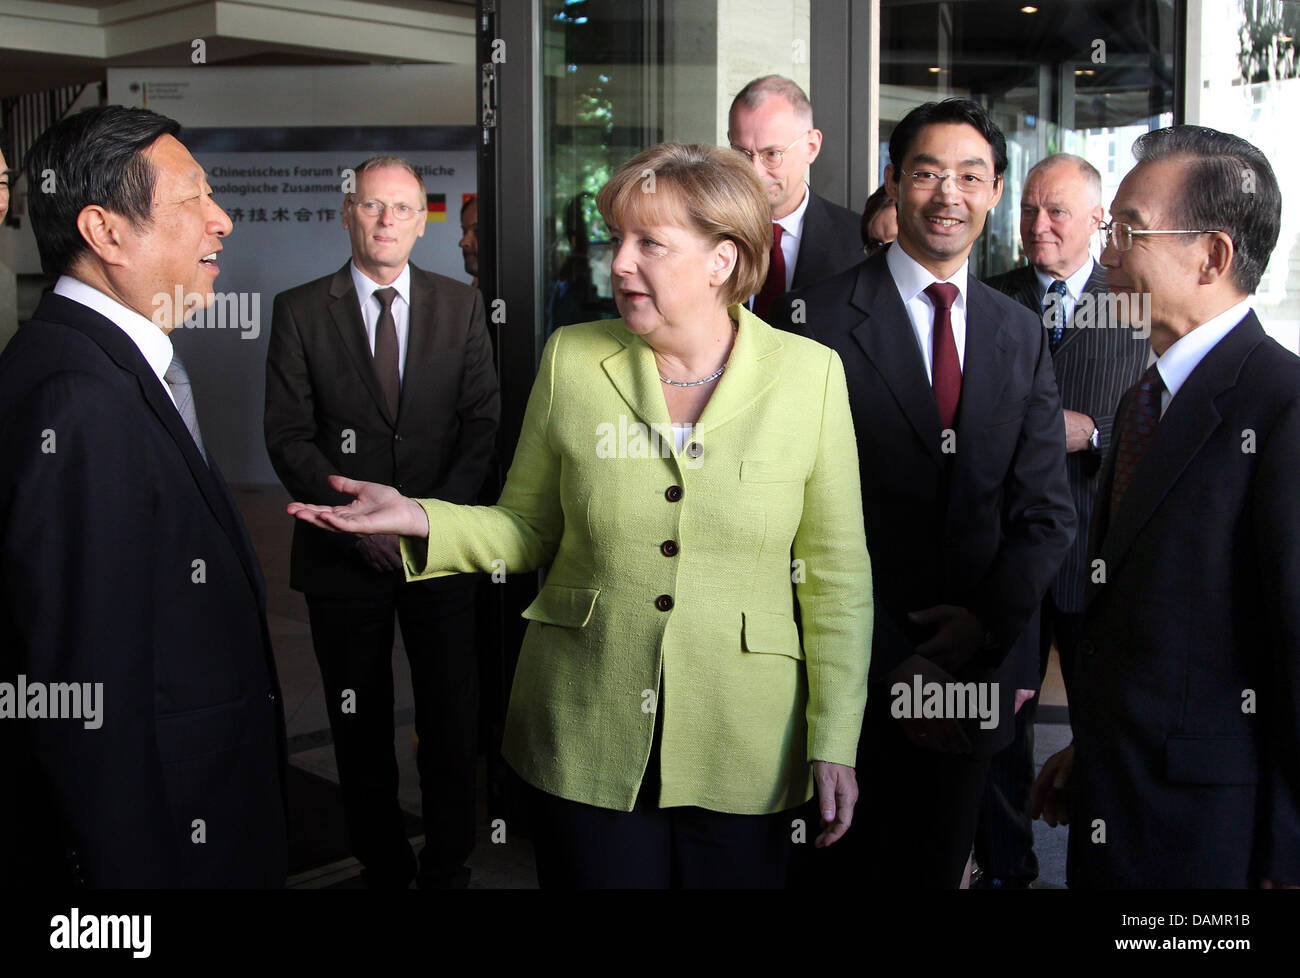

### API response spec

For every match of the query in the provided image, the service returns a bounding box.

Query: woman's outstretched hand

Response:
[286,475,431,539]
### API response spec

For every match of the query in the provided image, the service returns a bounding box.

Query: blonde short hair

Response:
[596,143,770,305]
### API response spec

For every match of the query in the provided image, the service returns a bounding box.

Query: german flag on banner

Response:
[426,193,446,222]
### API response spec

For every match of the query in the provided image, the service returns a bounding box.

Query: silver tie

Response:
[164,354,208,462]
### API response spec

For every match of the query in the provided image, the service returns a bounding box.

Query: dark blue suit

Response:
[1,292,287,887]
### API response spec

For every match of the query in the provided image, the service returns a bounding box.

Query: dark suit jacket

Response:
[985,261,1147,612]
[771,252,1075,754]
[790,189,865,292]
[1069,311,1300,888]
[264,261,499,596]
[0,293,288,888]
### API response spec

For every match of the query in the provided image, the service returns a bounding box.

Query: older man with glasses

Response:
[727,75,864,319]
[1033,126,1300,889]
[264,155,499,889]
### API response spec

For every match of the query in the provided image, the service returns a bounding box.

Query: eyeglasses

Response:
[351,199,423,221]
[1099,220,1221,252]
[729,132,810,169]
[905,170,998,193]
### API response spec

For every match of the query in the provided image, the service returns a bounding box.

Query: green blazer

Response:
[402,306,872,814]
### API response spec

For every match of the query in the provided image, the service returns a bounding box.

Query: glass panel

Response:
[538,0,809,333]
[878,0,1177,277]
[1193,0,1300,349]
[541,0,660,332]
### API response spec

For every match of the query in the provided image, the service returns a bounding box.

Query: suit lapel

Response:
[791,190,826,291]
[600,323,672,434]
[598,306,781,455]
[1053,261,1106,357]
[694,305,779,433]
[41,294,266,604]
[327,263,396,427]
[847,258,943,465]
[945,284,1013,535]
[1011,265,1041,316]
[1091,314,1264,601]
[399,264,436,423]
[954,284,1012,440]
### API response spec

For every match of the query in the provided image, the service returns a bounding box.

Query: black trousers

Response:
[525,718,794,888]
[818,701,992,889]
[973,598,1081,883]
[306,581,478,888]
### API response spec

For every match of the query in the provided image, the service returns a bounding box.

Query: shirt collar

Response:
[774,183,811,240]
[886,240,969,308]
[52,274,174,380]
[1033,256,1095,301]
[350,261,411,310]
[1154,297,1252,403]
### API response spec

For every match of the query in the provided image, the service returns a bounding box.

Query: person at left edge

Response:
[264,155,499,889]
[287,143,872,888]
[0,106,287,887]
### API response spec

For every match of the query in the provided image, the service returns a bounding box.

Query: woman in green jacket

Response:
[289,143,873,887]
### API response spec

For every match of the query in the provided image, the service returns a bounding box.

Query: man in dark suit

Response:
[771,98,1074,888]
[264,156,498,889]
[976,154,1146,887]
[1033,126,1300,889]
[727,75,864,319]
[0,106,287,887]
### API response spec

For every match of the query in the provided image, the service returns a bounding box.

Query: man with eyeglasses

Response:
[771,98,1074,888]
[1032,126,1300,889]
[727,75,863,319]
[264,155,499,888]
[975,154,1146,888]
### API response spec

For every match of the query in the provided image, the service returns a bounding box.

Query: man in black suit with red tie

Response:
[1033,127,1300,889]
[727,75,864,320]
[771,98,1074,887]
[1,106,286,887]
[265,156,499,888]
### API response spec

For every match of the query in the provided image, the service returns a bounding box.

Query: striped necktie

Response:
[164,354,207,463]
[1043,279,1069,352]
[1109,364,1164,520]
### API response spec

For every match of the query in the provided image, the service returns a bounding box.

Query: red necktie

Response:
[1109,364,1164,520]
[753,223,786,319]
[924,282,961,430]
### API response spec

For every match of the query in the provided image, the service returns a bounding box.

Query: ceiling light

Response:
[1021,5,1038,12]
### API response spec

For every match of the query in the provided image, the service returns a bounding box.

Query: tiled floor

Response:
[234,482,1071,889]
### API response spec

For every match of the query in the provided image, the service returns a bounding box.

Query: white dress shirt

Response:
[1153,298,1252,417]
[350,261,412,381]
[53,275,178,408]
[1034,256,1096,326]
[886,242,969,381]
[773,183,812,292]
[747,183,811,308]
